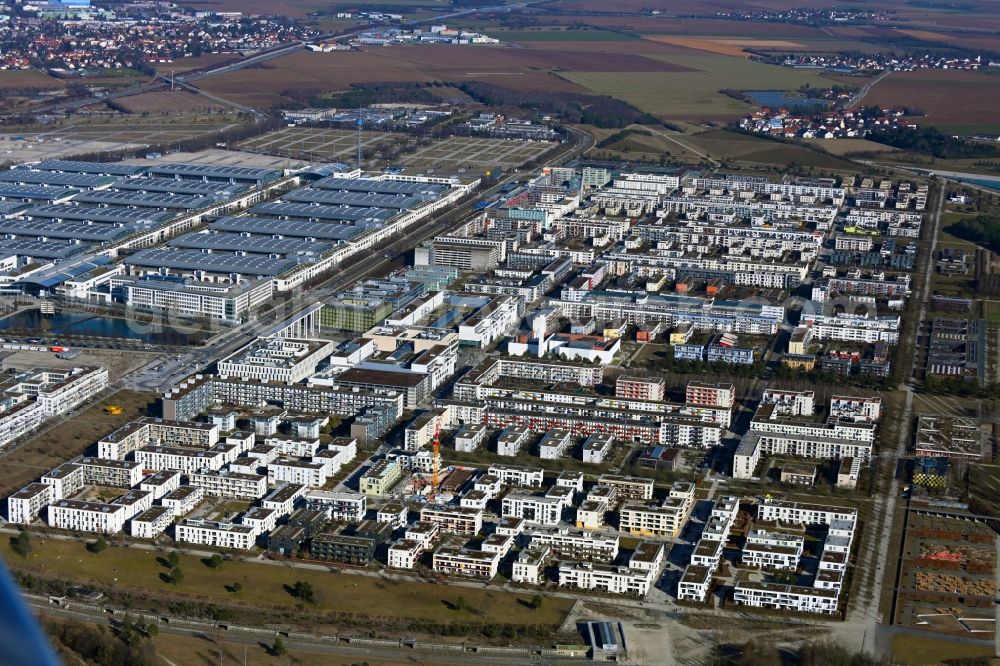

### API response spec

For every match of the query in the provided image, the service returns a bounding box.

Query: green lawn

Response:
[3,537,571,626]
[561,54,828,119]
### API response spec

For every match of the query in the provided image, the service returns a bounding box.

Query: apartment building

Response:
[7,482,52,525]
[218,338,335,385]
[538,429,573,460]
[77,457,144,488]
[304,490,367,522]
[14,366,109,417]
[98,417,219,459]
[678,564,713,603]
[756,499,857,527]
[512,546,550,585]
[685,382,736,409]
[267,460,328,487]
[420,505,483,535]
[733,582,839,615]
[526,527,619,562]
[615,376,665,402]
[502,492,565,526]
[131,505,174,539]
[496,425,531,456]
[488,464,544,488]
[161,485,204,517]
[597,475,654,501]
[558,561,654,597]
[135,445,226,475]
[41,463,83,501]
[112,489,154,521]
[48,499,126,534]
[187,470,267,500]
[140,470,183,500]
[175,519,258,550]
[432,547,501,579]
[0,397,43,449]
[742,529,805,570]
[619,482,695,538]
[261,483,307,516]
[454,423,488,453]
[388,539,424,569]
[359,459,403,495]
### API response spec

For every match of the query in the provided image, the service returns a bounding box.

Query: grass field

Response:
[683,130,860,170]
[890,632,996,665]
[114,90,226,114]
[0,70,65,90]
[3,537,573,626]
[0,389,156,499]
[561,54,828,120]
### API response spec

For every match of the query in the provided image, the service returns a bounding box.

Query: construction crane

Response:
[430,415,442,500]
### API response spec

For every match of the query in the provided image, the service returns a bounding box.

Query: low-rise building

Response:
[131,505,174,539]
[187,470,267,500]
[6,482,52,525]
[161,485,204,517]
[48,499,126,534]
[502,492,565,526]
[420,505,483,534]
[432,547,500,579]
[359,459,403,495]
[558,561,654,596]
[175,519,257,550]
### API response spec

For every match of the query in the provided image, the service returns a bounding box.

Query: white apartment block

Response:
[261,483,307,517]
[555,470,584,493]
[140,470,182,500]
[187,470,267,500]
[112,489,153,521]
[742,529,805,570]
[388,539,424,569]
[264,436,320,458]
[304,490,367,522]
[581,433,615,464]
[135,445,226,474]
[7,482,52,525]
[78,457,144,488]
[756,500,857,527]
[502,492,565,526]
[618,481,695,538]
[218,338,335,385]
[761,389,815,417]
[488,464,544,488]
[526,527,619,562]
[800,313,900,344]
[678,564,713,603]
[538,429,573,460]
[454,423,487,453]
[512,546,550,585]
[576,497,609,530]
[420,505,483,535]
[829,395,882,423]
[558,561,654,597]
[691,539,724,569]
[0,398,43,449]
[131,506,174,539]
[432,547,500,579]
[41,463,83,501]
[175,519,257,550]
[702,495,740,542]
[161,485,204,517]
[481,532,514,557]
[733,582,839,615]
[98,418,219,460]
[377,501,408,529]
[630,541,667,573]
[22,366,109,417]
[497,425,531,456]
[241,506,277,534]
[405,521,441,548]
[48,499,126,534]
[267,460,328,487]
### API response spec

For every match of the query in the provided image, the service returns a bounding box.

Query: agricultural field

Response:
[864,70,1000,134]
[0,70,65,90]
[152,53,240,75]
[682,129,859,171]
[560,54,831,120]
[113,90,226,114]
[238,126,554,175]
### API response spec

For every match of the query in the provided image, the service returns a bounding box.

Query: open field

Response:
[643,35,808,57]
[0,389,156,499]
[197,43,698,109]
[0,115,243,164]
[890,632,997,665]
[239,127,554,175]
[866,70,1000,132]
[3,537,573,626]
[0,70,66,90]
[801,138,900,156]
[561,54,830,120]
[489,28,640,42]
[113,90,226,114]
[684,129,859,170]
[0,347,150,382]
[152,53,240,75]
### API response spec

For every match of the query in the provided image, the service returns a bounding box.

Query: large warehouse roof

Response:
[251,202,392,224]
[126,248,301,276]
[208,216,364,241]
[168,232,332,256]
[23,159,146,177]
[312,176,444,196]
[23,204,174,225]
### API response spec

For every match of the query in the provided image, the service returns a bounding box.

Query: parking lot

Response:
[238,127,555,176]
